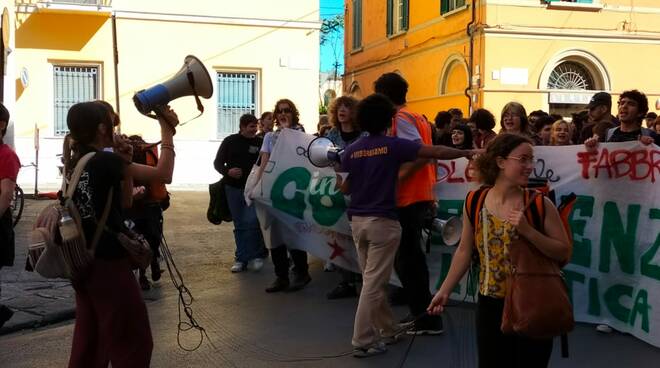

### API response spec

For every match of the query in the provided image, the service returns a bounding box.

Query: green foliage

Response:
[319,104,328,114]
[320,14,344,46]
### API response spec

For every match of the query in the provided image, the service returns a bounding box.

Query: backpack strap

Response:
[524,189,545,231]
[465,186,490,231]
[65,152,96,199]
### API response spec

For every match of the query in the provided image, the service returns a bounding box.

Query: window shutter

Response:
[402,0,409,31]
[387,0,393,36]
[441,0,449,14]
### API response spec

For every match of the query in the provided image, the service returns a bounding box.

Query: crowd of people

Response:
[216,70,658,365]
[0,68,658,366]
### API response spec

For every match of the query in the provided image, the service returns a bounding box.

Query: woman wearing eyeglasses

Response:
[427,133,571,368]
[499,102,533,140]
[253,99,311,293]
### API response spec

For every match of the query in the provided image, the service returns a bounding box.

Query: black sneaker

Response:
[327,282,358,300]
[399,313,415,324]
[407,315,444,336]
[151,258,162,282]
[265,278,289,293]
[0,305,14,328]
[139,275,151,291]
[287,273,312,292]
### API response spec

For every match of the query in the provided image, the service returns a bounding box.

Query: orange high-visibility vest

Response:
[390,107,436,207]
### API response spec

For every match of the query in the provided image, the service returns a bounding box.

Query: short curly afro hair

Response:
[356,94,396,135]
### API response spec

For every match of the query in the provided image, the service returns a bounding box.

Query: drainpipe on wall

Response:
[464,0,477,114]
[111,13,120,132]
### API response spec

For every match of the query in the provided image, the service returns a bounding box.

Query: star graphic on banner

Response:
[327,240,345,260]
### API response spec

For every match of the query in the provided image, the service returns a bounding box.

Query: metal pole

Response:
[33,125,39,197]
[111,13,121,132]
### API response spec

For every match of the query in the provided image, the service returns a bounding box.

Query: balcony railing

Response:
[17,1,112,8]
[16,0,112,13]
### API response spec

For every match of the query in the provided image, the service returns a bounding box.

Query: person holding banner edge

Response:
[252,99,311,293]
[338,93,477,358]
[427,133,571,367]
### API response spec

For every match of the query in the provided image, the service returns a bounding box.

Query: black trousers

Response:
[132,204,163,260]
[271,245,308,280]
[477,295,553,368]
[395,201,433,316]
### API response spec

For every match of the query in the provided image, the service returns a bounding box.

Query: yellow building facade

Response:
[1,0,321,187]
[345,0,660,123]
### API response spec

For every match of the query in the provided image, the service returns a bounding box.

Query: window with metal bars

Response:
[216,72,257,138]
[53,65,99,136]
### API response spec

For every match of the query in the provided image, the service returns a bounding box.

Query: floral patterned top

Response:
[475,207,517,298]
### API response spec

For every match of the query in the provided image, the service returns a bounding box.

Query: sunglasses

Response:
[276,108,292,114]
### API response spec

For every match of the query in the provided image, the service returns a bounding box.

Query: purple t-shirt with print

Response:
[340,134,421,220]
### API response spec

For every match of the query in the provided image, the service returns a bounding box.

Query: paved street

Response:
[1,192,659,367]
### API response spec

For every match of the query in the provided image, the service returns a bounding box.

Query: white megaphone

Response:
[430,216,462,246]
[133,55,213,115]
[307,136,343,168]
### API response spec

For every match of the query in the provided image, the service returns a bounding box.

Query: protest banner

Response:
[249,129,660,348]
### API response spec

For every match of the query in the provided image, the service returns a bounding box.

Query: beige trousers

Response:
[350,216,401,347]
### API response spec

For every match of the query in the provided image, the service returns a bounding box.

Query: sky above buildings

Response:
[320,0,345,74]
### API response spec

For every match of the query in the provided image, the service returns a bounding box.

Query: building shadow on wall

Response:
[16,12,107,51]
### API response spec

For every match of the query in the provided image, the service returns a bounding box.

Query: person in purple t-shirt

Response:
[339,93,477,358]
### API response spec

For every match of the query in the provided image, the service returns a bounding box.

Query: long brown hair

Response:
[273,98,300,128]
[66,101,114,175]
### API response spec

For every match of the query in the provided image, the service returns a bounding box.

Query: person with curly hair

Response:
[428,133,571,367]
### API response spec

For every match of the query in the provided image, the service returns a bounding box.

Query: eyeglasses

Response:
[276,108,292,114]
[507,155,535,166]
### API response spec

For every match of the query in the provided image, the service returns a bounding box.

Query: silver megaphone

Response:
[430,216,462,246]
[307,136,343,168]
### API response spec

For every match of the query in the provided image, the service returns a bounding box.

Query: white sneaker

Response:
[596,324,613,333]
[324,261,336,272]
[248,258,264,272]
[231,262,246,273]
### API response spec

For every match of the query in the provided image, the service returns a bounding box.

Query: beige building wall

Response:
[482,0,660,120]
[9,1,320,188]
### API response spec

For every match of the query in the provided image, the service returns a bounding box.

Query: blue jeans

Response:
[224,184,267,264]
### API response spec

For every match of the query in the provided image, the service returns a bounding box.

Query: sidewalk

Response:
[0,198,76,335]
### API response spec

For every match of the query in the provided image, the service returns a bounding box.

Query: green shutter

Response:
[387,0,393,36]
[441,0,449,14]
[353,0,362,48]
[402,0,409,31]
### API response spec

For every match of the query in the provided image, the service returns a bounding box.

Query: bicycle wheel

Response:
[11,185,24,227]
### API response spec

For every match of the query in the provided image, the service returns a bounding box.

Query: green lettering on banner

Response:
[629,289,651,333]
[308,177,346,226]
[604,284,633,323]
[589,277,601,316]
[568,195,594,268]
[599,202,640,274]
[270,167,310,220]
[641,209,660,281]
[563,270,585,305]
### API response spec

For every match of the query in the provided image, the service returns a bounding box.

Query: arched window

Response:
[349,82,361,99]
[540,50,610,91]
[439,55,468,95]
[547,61,595,90]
